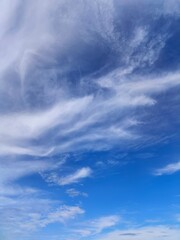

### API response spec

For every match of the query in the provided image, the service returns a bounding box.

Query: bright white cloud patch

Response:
[56,167,92,186]
[154,161,180,176]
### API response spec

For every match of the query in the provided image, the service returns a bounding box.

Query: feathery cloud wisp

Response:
[44,167,92,186]
[154,161,180,176]
[0,1,180,239]
[74,215,120,237]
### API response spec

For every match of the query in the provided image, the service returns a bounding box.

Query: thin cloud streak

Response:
[96,225,180,240]
[1,72,180,157]
[73,215,120,238]
[154,161,180,176]
[57,167,92,186]
[44,167,92,186]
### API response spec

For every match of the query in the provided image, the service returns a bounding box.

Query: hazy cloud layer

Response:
[96,225,180,240]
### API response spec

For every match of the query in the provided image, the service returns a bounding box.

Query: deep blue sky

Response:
[0,1,180,240]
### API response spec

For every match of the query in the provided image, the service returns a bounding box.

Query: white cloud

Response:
[0,158,53,185]
[1,195,84,234]
[0,157,75,236]
[1,70,180,157]
[66,188,88,198]
[96,225,180,240]
[59,167,92,185]
[45,167,92,186]
[40,205,85,228]
[154,161,180,176]
[90,216,120,234]
[74,215,120,237]
[0,96,92,156]
[0,1,180,239]
[0,158,57,202]
[0,1,179,158]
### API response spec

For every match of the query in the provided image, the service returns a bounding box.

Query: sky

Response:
[0,0,180,239]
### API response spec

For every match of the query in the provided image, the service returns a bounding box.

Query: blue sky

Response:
[0,0,180,239]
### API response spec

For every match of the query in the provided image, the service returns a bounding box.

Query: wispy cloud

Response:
[74,215,120,238]
[1,71,180,157]
[96,225,180,240]
[43,167,92,186]
[0,1,179,157]
[0,0,180,239]
[154,161,180,176]
[1,196,84,234]
[0,158,85,236]
[0,158,53,184]
[39,205,85,228]
[59,167,92,185]
[66,188,88,198]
